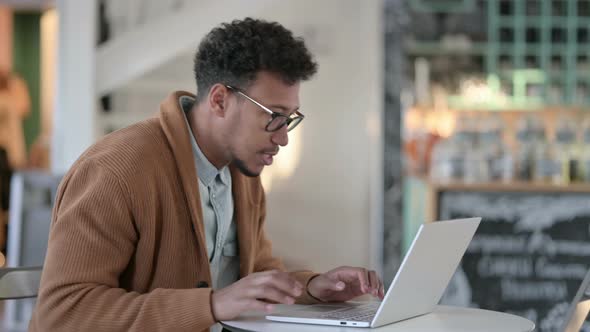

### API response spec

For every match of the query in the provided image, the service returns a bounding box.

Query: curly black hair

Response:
[193,18,318,102]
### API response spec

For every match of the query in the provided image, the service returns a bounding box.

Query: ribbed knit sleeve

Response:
[29,160,216,332]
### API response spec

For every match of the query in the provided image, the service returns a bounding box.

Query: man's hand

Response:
[307,266,384,303]
[211,270,303,321]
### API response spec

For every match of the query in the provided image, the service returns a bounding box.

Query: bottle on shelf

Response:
[579,117,590,182]
[429,135,453,183]
[479,114,514,183]
[531,118,558,182]
[430,117,465,183]
[552,116,578,184]
[514,115,535,181]
[461,114,486,183]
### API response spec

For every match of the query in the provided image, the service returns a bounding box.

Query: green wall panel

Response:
[12,12,41,154]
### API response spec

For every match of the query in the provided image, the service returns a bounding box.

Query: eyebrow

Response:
[228,85,300,116]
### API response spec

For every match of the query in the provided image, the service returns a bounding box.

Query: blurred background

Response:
[0,0,589,331]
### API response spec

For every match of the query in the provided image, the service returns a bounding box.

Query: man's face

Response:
[226,71,301,177]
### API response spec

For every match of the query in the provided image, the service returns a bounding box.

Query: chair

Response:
[0,252,43,332]
[0,266,42,300]
[3,172,60,331]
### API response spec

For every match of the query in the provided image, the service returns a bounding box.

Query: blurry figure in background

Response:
[0,69,30,170]
[0,148,9,210]
[29,18,384,332]
[0,69,29,252]
[0,147,10,251]
[27,132,51,170]
[97,0,112,113]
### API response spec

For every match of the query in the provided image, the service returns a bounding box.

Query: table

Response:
[221,305,535,332]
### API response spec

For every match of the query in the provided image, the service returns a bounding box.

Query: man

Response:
[30,18,383,332]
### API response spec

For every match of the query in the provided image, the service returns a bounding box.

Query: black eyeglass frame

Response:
[225,85,304,132]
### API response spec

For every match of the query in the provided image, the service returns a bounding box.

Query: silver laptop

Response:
[266,217,481,328]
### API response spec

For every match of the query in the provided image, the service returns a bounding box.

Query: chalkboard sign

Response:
[437,191,590,332]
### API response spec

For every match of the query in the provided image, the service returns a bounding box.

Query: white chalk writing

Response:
[468,235,528,254]
[477,256,533,278]
[501,279,568,301]
[440,193,590,232]
[535,257,589,279]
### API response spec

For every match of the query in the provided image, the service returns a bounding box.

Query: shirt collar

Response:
[179,95,230,187]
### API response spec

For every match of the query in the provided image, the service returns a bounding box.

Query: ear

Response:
[207,84,230,118]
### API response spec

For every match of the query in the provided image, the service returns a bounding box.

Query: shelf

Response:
[405,40,488,56]
[429,180,590,193]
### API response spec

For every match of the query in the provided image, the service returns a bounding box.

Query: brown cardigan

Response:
[29,91,318,332]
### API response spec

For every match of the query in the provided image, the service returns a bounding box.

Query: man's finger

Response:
[248,299,275,313]
[252,286,296,305]
[368,270,379,295]
[257,272,303,298]
[355,268,369,293]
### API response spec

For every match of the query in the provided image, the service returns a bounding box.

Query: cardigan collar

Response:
[158,91,261,280]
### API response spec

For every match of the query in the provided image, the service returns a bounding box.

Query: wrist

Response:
[210,289,221,322]
[306,275,325,302]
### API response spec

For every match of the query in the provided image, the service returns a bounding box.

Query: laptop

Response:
[560,267,590,332]
[266,217,481,328]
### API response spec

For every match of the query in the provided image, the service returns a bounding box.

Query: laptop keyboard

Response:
[319,303,379,322]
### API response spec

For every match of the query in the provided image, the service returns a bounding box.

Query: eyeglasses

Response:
[225,85,304,132]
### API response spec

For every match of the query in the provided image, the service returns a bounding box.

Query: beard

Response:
[234,158,260,177]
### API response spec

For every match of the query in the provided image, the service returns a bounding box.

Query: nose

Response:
[270,125,289,147]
